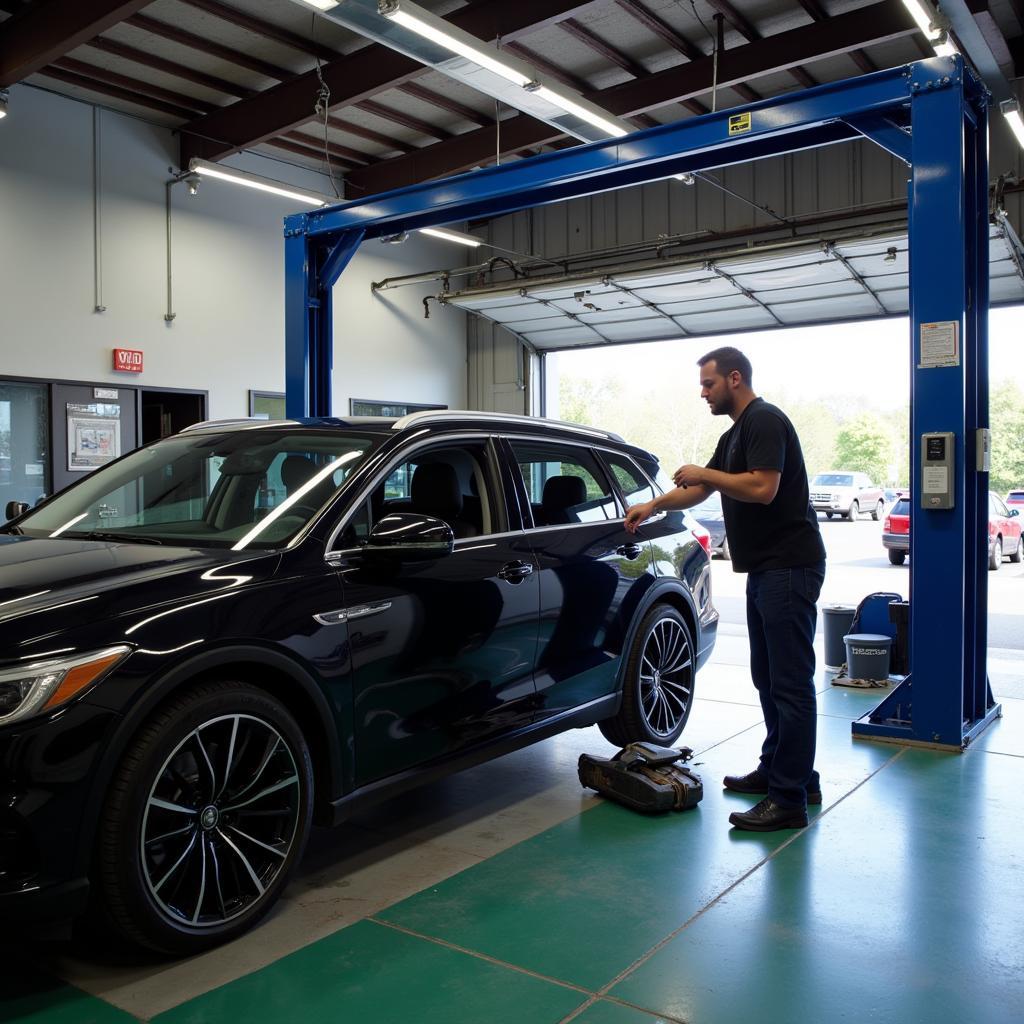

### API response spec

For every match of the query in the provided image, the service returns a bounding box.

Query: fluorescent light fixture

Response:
[528,85,628,138]
[419,227,482,247]
[297,0,340,10]
[0,90,8,120]
[381,4,532,87]
[901,0,939,38]
[900,0,956,57]
[188,158,329,207]
[1001,99,1024,150]
[932,32,958,58]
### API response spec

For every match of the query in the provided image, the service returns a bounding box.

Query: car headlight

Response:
[0,646,131,727]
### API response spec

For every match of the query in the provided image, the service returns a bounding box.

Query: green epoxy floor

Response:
[4,657,1023,1024]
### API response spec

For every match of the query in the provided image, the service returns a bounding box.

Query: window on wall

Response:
[0,381,49,517]
[508,440,618,527]
[249,391,286,421]
[349,399,446,417]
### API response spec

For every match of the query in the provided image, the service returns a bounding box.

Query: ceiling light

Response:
[884,247,898,263]
[932,32,958,58]
[527,85,628,138]
[1001,99,1024,150]
[0,90,8,120]
[380,2,532,87]
[187,159,329,207]
[296,0,340,10]
[677,172,696,186]
[418,227,482,248]
[900,0,941,40]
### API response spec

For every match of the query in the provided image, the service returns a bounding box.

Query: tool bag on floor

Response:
[578,743,703,813]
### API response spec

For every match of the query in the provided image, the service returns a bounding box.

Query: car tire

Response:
[599,604,695,747]
[989,537,1003,571]
[825,512,833,520]
[847,501,859,521]
[888,550,906,566]
[95,681,313,955]
[1010,535,1023,564]
[720,536,731,561]
[872,500,884,521]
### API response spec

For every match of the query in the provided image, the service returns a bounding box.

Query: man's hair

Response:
[697,346,752,385]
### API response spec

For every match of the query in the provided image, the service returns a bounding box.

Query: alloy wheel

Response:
[638,618,694,738]
[140,714,301,929]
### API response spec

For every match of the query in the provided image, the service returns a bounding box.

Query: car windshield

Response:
[7,427,381,550]
[812,474,853,486]
[892,499,911,516]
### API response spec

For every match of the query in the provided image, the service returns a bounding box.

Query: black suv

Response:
[0,412,716,953]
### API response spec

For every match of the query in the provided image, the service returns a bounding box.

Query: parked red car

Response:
[883,491,1022,569]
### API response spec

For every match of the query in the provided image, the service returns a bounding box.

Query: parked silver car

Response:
[809,471,885,521]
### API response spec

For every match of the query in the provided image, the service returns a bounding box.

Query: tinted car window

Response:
[813,474,854,487]
[510,440,617,526]
[14,429,379,550]
[892,498,911,516]
[603,451,656,506]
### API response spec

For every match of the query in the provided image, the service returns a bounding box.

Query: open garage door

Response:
[444,216,1024,351]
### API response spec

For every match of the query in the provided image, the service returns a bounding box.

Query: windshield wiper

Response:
[65,530,164,546]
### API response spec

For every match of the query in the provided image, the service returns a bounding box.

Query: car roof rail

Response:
[391,409,624,443]
[180,417,293,433]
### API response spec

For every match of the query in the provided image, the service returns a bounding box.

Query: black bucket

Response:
[823,604,857,668]
[843,633,892,682]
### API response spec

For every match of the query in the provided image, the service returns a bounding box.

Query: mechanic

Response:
[625,346,826,832]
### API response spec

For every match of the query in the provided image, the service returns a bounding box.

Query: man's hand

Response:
[624,501,655,534]
[673,464,705,489]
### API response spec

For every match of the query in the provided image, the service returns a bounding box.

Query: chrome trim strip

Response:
[313,601,392,626]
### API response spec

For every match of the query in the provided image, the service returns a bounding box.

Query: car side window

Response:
[603,452,656,507]
[509,440,618,527]
[337,441,502,546]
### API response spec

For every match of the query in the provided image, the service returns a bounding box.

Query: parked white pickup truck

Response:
[809,471,885,521]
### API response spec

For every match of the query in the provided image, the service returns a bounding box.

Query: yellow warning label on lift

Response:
[728,112,752,135]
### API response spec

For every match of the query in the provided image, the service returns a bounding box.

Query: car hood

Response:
[0,534,281,647]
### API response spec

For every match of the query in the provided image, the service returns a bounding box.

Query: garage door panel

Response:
[675,307,778,332]
[772,293,884,323]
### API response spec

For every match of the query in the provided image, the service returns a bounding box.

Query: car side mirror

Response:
[1011,509,1020,518]
[365,513,454,561]
[5,500,30,521]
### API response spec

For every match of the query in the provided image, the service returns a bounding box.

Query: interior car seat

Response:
[411,462,478,538]
[541,474,587,525]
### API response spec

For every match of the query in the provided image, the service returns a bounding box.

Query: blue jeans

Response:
[746,562,825,810]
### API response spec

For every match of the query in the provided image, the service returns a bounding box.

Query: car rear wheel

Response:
[847,501,859,521]
[888,550,906,566]
[600,604,694,747]
[720,536,731,561]
[1010,535,1023,564]
[96,682,313,955]
[825,512,833,520]
[989,537,1003,571]
[872,500,884,521]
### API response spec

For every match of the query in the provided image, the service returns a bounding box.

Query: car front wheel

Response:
[847,501,859,521]
[600,604,695,747]
[96,682,313,954]
[989,537,1003,571]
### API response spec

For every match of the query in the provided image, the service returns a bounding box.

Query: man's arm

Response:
[623,482,712,534]
[674,464,780,505]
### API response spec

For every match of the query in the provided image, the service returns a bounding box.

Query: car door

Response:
[503,437,655,720]
[329,436,540,787]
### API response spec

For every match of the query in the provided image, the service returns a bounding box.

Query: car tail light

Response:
[883,516,891,531]
[691,522,711,556]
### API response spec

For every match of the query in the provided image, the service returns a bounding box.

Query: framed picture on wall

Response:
[349,399,447,417]
[248,390,286,420]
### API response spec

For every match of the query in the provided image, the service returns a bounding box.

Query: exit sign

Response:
[113,348,144,373]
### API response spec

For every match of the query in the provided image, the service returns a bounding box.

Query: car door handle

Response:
[498,560,534,583]
[616,543,644,560]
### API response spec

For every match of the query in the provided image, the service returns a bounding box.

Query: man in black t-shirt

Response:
[625,346,826,832]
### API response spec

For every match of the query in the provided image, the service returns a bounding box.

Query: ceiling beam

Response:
[560,17,648,78]
[345,0,917,196]
[326,113,411,153]
[356,98,453,141]
[34,63,199,120]
[52,55,215,113]
[179,0,602,167]
[0,0,152,87]
[795,0,877,74]
[398,81,493,127]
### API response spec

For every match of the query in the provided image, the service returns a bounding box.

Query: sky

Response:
[548,307,1023,413]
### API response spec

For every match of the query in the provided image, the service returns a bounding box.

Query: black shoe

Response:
[723,770,822,805]
[729,797,808,832]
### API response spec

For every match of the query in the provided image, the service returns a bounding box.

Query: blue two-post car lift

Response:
[284,55,1000,751]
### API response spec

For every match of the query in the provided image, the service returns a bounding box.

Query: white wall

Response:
[0,84,467,418]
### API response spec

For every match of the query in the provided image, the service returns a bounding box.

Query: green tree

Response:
[833,414,892,483]
[990,382,1024,494]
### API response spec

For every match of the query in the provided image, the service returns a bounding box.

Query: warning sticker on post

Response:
[918,321,960,368]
